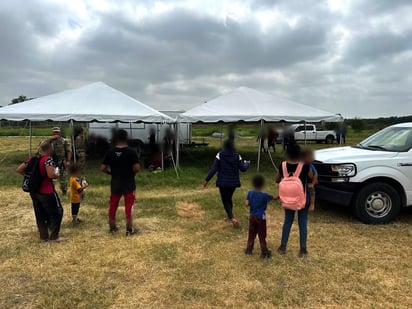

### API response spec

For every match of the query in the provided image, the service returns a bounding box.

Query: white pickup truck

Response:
[314,123,412,223]
[289,124,336,144]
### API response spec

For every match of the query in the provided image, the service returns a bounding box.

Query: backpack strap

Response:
[294,162,304,177]
[282,161,289,178]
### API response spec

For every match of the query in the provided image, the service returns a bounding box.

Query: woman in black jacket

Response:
[204,141,250,226]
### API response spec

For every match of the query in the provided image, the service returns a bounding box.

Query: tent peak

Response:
[179,87,343,123]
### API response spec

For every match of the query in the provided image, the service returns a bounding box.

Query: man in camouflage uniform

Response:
[49,127,72,195]
[74,127,86,169]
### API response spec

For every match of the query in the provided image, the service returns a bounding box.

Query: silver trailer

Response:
[88,111,192,145]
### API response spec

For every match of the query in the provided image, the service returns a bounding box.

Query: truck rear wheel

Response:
[325,135,334,144]
[353,182,401,224]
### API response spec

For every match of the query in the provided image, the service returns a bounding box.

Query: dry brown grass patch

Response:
[175,201,205,220]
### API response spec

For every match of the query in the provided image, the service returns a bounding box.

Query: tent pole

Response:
[29,121,32,157]
[340,120,343,147]
[257,119,263,172]
[304,121,307,148]
[71,120,77,163]
[161,143,164,171]
[220,125,223,147]
[159,123,164,171]
[129,122,133,139]
[175,122,180,169]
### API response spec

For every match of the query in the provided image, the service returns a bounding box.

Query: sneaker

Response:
[126,227,139,237]
[231,218,240,227]
[277,244,287,255]
[299,247,308,258]
[49,237,68,243]
[109,226,119,234]
[260,250,272,259]
[245,248,253,255]
[72,218,83,226]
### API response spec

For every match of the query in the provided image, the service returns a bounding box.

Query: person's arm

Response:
[133,163,141,174]
[66,151,72,163]
[245,191,251,207]
[46,160,59,179]
[204,154,220,187]
[47,135,59,142]
[16,162,27,175]
[313,173,318,186]
[100,164,111,175]
[307,167,314,182]
[131,150,140,174]
[65,140,72,166]
[77,182,88,193]
[101,152,111,174]
[238,155,250,172]
[275,171,281,184]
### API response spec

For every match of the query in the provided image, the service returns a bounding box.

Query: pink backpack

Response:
[279,162,306,211]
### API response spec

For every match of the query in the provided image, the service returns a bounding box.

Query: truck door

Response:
[307,125,316,141]
[294,125,305,141]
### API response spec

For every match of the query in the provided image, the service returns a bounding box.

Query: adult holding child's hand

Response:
[204,140,250,227]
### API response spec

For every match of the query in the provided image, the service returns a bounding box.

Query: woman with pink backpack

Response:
[275,144,314,257]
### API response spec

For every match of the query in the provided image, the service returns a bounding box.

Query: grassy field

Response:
[0,129,411,308]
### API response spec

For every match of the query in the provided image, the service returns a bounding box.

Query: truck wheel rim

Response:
[365,191,392,218]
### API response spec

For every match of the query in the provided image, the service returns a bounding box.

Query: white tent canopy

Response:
[0,82,173,123]
[178,87,342,123]
[176,87,343,171]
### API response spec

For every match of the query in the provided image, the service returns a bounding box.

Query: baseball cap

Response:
[52,127,61,132]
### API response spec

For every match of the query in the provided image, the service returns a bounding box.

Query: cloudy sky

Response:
[0,0,411,118]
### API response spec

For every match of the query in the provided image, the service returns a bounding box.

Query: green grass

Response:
[0,132,411,308]
[0,125,73,137]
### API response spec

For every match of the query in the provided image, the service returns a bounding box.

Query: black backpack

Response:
[22,157,43,193]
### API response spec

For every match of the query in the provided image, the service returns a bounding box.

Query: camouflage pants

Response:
[59,167,68,193]
[76,151,86,169]
[56,160,68,193]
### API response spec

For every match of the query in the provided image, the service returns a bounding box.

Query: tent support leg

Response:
[304,121,307,148]
[281,122,285,153]
[175,122,180,169]
[29,121,32,157]
[257,119,263,172]
[71,120,77,163]
[159,124,164,172]
[220,126,223,147]
[129,122,133,139]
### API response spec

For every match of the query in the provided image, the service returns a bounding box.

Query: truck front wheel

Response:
[353,182,401,224]
[325,135,334,144]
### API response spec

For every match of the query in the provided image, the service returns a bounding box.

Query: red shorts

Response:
[109,191,136,221]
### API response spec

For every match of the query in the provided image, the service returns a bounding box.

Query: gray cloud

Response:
[343,30,412,65]
[0,0,411,118]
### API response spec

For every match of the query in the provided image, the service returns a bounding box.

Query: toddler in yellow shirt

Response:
[69,164,88,225]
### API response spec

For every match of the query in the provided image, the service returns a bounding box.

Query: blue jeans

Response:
[280,196,310,248]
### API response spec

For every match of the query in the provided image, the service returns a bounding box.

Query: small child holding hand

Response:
[245,175,275,259]
[69,164,88,226]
